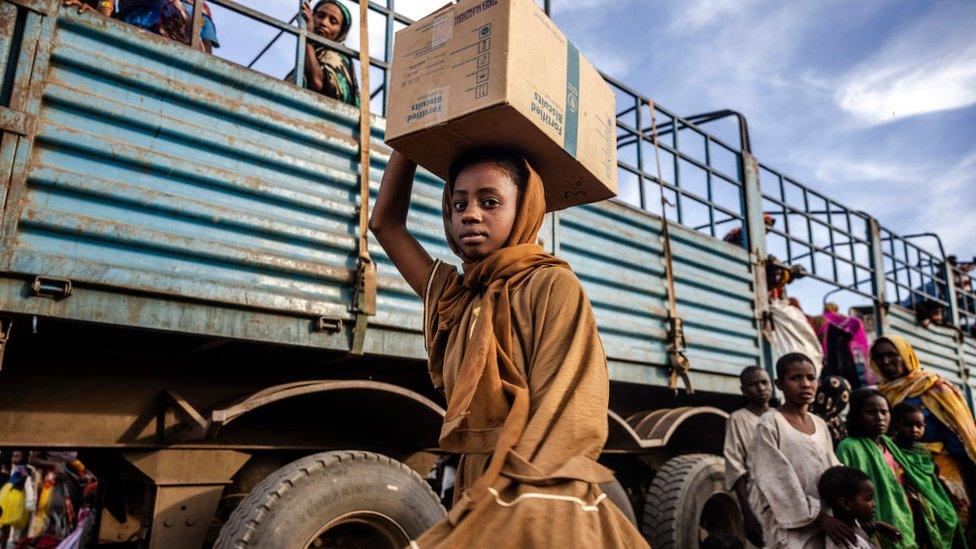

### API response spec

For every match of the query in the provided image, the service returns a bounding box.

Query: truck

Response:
[0,1,973,547]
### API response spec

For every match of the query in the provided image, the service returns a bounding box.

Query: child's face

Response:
[450,163,519,260]
[741,369,771,407]
[855,395,889,438]
[842,480,877,522]
[10,451,22,465]
[775,360,817,406]
[894,410,925,444]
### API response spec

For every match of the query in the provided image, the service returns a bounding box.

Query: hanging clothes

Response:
[817,307,874,388]
[768,298,824,376]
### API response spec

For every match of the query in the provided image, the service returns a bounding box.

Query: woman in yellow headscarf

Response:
[870,334,976,526]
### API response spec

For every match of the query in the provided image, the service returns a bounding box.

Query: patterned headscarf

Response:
[871,335,976,463]
[811,375,851,444]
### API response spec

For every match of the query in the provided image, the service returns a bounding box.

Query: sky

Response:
[207,0,975,311]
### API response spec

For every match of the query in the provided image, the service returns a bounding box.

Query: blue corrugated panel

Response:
[560,201,759,392]
[888,306,963,387]
[6,12,381,322]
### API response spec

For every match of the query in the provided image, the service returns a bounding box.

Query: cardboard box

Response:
[385,0,617,212]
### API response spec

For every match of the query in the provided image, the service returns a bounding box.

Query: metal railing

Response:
[951,262,976,332]
[758,162,876,299]
[609,74,747,239]
[187,0,406,112]
[167,1,971,334]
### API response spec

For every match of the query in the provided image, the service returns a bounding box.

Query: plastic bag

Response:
[24,473,37,512]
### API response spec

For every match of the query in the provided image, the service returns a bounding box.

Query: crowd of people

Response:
[725,335,976,548]
[60,0,360,106]
[0,451,97,549]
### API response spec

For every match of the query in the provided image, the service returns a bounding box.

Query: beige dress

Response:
[724,407,766,491]
[748,410,840,549]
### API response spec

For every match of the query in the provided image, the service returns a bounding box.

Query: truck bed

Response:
[0,10,761,395]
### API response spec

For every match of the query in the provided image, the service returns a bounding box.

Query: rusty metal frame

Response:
[208,379,445,431]
[4,0,55,16]
[626,406,729,449]
[0,0,57,267]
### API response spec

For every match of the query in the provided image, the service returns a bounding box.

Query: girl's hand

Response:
[815,512,856,546]
[300,1,313,25]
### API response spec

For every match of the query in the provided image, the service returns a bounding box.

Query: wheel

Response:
[600,478,638,528]
[643,454,744,549]
[215,451,446,549]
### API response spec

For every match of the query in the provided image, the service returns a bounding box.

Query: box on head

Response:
[385,0,617,212]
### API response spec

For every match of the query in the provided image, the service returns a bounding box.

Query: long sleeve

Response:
[750,417,821,530]
[724,412,752,491]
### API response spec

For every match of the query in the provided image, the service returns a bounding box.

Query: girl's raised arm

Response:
[369,151,434,296]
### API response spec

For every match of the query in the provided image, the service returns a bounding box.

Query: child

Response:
[370,149,648,547]
[724,365,772,547]
[0,450,32,549]
[818,466,881,549]
[834,389,910,548]
[747,352,855,548]
[890,402,966,549]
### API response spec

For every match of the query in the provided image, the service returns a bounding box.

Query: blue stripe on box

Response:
[564,41,580,158]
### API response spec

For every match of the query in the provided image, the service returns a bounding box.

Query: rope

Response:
[648,100,693,394]
[351,0,376,355]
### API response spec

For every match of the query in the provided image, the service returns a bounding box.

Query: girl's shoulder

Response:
[517,265,583,298]
[423,260,459,302]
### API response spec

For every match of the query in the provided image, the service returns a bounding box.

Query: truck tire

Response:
[600,478,638,527]
[643,454,743,549]
[215,451,446,549]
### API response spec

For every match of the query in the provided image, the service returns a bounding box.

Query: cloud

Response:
[836,44,976,126]
[668,0,761,29]
[834,3,976,126]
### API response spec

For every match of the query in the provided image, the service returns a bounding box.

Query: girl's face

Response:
[855,395,890,438]
[871,340,906,381]
[775,360,818,406]
[450,163,519,260]
[314,3,345,40]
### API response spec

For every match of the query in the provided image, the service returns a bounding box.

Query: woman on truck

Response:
[369,149,647,547]
[117,0,221,53]
[870,335,976,526]
[287,0,359,107]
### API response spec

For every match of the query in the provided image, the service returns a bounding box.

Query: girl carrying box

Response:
[370,149,647,547]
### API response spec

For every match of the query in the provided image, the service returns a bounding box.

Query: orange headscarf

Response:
[430,159,567,508]
[870,335,976,463]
